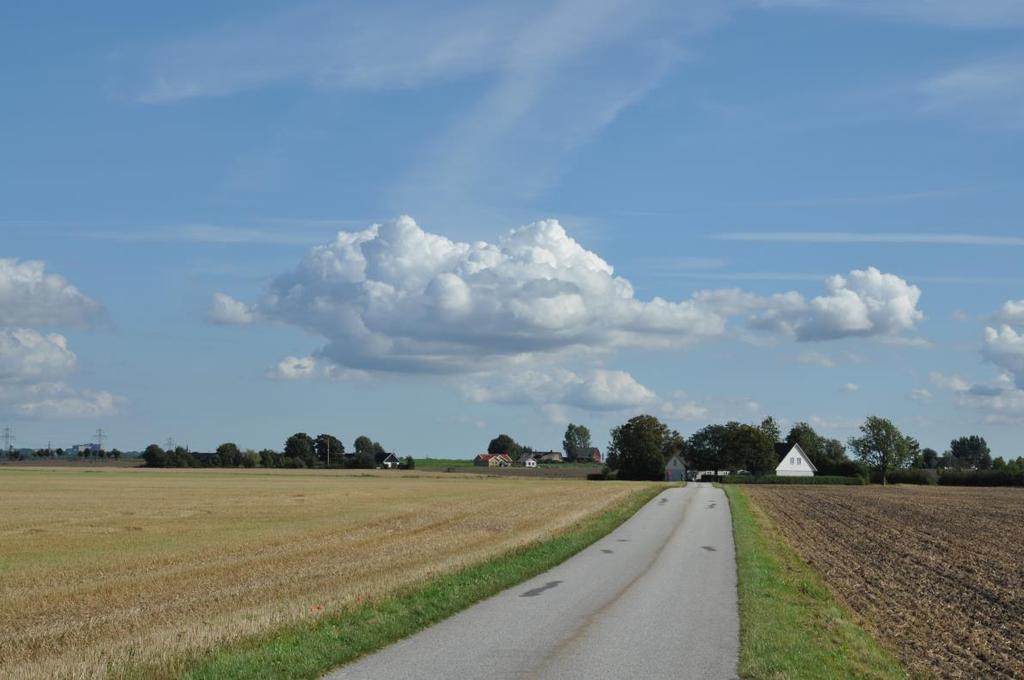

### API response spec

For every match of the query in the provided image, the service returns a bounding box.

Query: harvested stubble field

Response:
[0,467,649,679]
[743,485,1024,679]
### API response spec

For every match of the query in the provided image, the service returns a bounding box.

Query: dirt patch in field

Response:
[744,485,1024,680]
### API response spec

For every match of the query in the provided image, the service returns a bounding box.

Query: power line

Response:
[94,428,106,451]
[2,427,14,452]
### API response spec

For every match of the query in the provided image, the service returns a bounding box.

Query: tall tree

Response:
[608,415,672,480]
[758,416,781,445]
[315,434,345,464]
[562,424,592,461]
[285,433,315,466]
[687,424,731,476]
[949,435,992,470]
[921,447,939,469]
[726,423,776,475]
[847,417,915,485]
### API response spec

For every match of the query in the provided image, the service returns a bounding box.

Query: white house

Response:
[664,455,686,482]
[523,457,538,468]
[774,443,816,477]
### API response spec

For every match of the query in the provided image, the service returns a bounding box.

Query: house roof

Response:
[774,443,817,471]
[665,455,686,468]
[374,451,399,463]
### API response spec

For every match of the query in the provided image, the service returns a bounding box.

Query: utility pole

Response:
[166,436,175,451]
[95,428,106,453]
[2,427,13,455]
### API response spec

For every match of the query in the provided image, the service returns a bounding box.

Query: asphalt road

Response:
[325,483,739,680]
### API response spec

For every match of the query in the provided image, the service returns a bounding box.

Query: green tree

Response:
[216,442,242,467]
[726,423,776,475]
[949,435,992,470]
[354,436,374,455]
[487,434,524,461]
[403,455,416,470]
[847,416,915,485]
[285,433,315,466]
[142,444,167,468]
[758,416,781,444]
[687,424,731,476]
[258,449,279,467]
[315,434,345,465]
[608,415,673,480]
[921,448,939,468]
[562,424,592,462]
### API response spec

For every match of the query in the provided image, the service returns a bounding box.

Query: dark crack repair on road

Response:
[521,581,563,598]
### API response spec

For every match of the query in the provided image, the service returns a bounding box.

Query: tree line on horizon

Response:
[141,432,414,470]
[593,413,1023,483]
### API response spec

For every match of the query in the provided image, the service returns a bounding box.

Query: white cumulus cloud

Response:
[257,216,726,374]
[463,367,658,412]
[12,384,120,419]
[997,300,1024,325]
[749,267,923,341]
[208,292,256,325]
[982,325,1024,389]
[0,329,77,381]
[268,355,317,380]
[0,259,101,328]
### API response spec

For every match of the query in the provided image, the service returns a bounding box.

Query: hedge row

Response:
[718,475,866,485]
[873,469,938,485]
[938,469,1024,487]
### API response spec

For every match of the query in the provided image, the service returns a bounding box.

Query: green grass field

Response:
[723,486,908,680]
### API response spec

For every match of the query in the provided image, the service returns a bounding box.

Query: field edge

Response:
[137,484,666,680]
[723,485,909,680]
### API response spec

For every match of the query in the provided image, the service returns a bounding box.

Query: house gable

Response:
[774,443,817,476]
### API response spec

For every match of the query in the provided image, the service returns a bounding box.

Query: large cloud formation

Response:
[0,260,117,419]
[213,217,926,416]
[255,216,727,373]
[223,217,924,379]
[0,259,101,328]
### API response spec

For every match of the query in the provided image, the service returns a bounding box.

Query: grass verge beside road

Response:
[723,486,908,680]
[173,484,666,680]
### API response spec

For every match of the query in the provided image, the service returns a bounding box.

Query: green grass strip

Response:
[723,486,907,680]
[167,485,665,680]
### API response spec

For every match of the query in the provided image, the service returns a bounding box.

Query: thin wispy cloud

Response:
[134,0,729,211]
[716,232,1024,246]
[755,0,1024,28]
[919,57,1024,129]
[79,224,331,246]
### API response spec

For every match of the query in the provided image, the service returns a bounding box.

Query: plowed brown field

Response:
[744,485,1024,680]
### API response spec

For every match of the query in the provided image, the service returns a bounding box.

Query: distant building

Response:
[523,456,538,468]
[664,455,686,482]
[534,451,563,463]
[585,447,601,463]
[69,443,100,455]
[774,443,816,477]
[474,453,513,467]
[374,452,401,469]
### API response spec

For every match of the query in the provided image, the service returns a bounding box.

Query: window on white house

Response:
[797,457,802,465]
[790,457,795,464]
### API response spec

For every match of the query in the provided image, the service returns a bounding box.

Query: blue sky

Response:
[3,0,1024,457]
